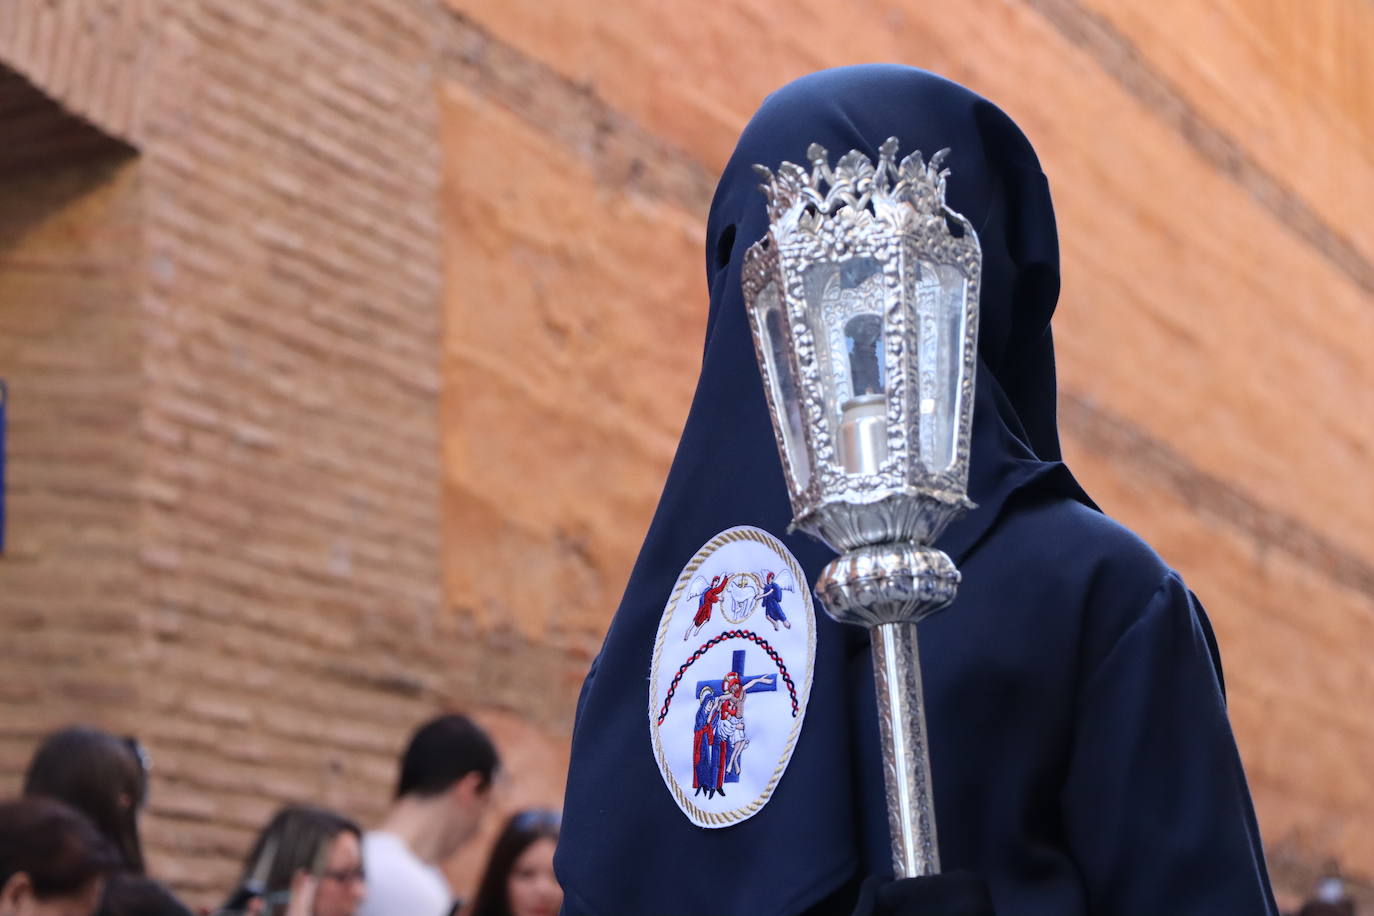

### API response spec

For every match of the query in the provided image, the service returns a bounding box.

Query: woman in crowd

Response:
[466,810,562,916]
[223,805,366,916]
[0,797,117,916]
[23,727,149,874]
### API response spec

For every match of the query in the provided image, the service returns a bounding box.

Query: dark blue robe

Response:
[555,65,1277,916]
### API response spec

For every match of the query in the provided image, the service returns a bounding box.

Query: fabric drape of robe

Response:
[555,65,1278,916]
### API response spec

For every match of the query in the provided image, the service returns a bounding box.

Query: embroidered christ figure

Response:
[696,650,776,789]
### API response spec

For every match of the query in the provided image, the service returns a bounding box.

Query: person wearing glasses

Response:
[466,810,562,916]
[224,805,366,916]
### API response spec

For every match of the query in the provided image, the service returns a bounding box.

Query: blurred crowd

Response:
[1,717,1361,915]
[1,716,562,916]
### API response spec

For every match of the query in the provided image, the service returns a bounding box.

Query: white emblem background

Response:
[648,526,816,828]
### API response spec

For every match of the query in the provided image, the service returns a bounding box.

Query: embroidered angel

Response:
[759,570,795,630]
[684,574,730,641]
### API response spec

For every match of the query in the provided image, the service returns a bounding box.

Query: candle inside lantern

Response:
[838,393,888,474]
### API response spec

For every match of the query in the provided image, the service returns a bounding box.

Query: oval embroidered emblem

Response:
[648,525,816,828]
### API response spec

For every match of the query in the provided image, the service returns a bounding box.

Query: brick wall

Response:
[124,2,457,899]
[0,0,477,903]
[0,0,1368,909]
[0,0,142,143]
[0,87,143,767]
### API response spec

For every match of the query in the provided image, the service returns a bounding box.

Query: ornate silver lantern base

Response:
[814,543,960,878]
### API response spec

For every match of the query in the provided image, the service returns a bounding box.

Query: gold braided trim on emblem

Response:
[647,526,817,827]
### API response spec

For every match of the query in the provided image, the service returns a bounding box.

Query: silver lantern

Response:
[742,138,981,878]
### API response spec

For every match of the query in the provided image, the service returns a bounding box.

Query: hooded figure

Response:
[555,66,1277,916]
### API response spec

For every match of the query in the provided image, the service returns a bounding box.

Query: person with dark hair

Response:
[1292,875,1357,916]
[0,797,118,916]
[466,810,562,916]
[357,715,499,916]
[222,805,365,916]
[23,727,149,875]
[96,874,194,916]
[1297,902,1358,916]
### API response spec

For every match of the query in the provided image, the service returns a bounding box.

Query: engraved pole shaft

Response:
[815,544,955,880]
[872,620,939,878]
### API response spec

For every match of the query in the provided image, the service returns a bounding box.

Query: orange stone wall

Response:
[0,0,1368,909]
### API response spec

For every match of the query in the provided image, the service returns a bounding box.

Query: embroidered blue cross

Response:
[696,649,777,783]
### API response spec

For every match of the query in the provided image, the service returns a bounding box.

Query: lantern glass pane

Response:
[801,257,890,476]
[759,281,811,491]
[914,261,968,472]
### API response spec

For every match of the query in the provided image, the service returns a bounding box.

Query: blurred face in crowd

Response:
[505,837,561,916]
[441,772,494,860]
[311,832,365,916]
[0,873,104,916]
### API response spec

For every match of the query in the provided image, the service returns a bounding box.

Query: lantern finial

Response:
[752,137,961,243]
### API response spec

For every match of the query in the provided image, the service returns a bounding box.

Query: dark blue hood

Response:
[556,65,1091,916]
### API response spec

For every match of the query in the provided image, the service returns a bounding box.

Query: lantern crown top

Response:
[752,137,955,236]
